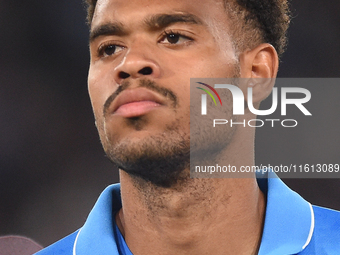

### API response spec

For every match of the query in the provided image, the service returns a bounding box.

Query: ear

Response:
[239,43,279,106]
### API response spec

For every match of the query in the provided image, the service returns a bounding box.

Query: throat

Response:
[118,172,266,255]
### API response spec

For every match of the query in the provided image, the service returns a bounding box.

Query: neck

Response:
[117,172,265,255]
[116,124,265,255]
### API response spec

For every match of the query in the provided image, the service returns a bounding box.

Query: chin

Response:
[103,129,190,188]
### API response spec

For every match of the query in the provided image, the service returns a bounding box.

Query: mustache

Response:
[103,79,178,116]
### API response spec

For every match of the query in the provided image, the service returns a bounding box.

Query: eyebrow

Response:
[145,13,204,30]
[89,13,204,43]
[89,22,126,43]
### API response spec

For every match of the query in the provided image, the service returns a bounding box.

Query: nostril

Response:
[119,72,130,79]
[138,67,153,75]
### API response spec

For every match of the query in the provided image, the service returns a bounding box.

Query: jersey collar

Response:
[73,184,122,255]
[257,171,314,255]
[74,173,314,255]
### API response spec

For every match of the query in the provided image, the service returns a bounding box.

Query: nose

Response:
[113,46,161,85]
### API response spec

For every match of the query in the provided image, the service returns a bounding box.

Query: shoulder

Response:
[313,205,340,242]
[33,184,123,255]
[33,230,79,255]
[313,205,340,243]
[300,205,340,255]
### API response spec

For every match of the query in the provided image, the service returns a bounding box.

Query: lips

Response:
[108,87,165,118]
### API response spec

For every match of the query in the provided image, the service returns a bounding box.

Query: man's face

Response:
[88,0,239,187]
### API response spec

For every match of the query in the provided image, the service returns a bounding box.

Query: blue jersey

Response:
[35,175,340,255]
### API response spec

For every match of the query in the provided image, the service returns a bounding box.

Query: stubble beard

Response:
[96,78,191,188]
[101,117,191,188]
[99,92,235,189]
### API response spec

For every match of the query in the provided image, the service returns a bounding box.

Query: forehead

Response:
[92,0,228,29]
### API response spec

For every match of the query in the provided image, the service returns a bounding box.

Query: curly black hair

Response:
[85,0,290,57]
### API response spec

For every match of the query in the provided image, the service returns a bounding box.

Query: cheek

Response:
[175,93,191,131]
[88,64,117,119]
[168,52,236,80]
[88,66,101,106]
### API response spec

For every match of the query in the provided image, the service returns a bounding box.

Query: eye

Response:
[160,31,193,45]
[98,43,125,57]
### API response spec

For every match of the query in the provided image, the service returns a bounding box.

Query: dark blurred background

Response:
[0,0,339,247]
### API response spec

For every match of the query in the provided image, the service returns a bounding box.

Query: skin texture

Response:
[88,0,278,254]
